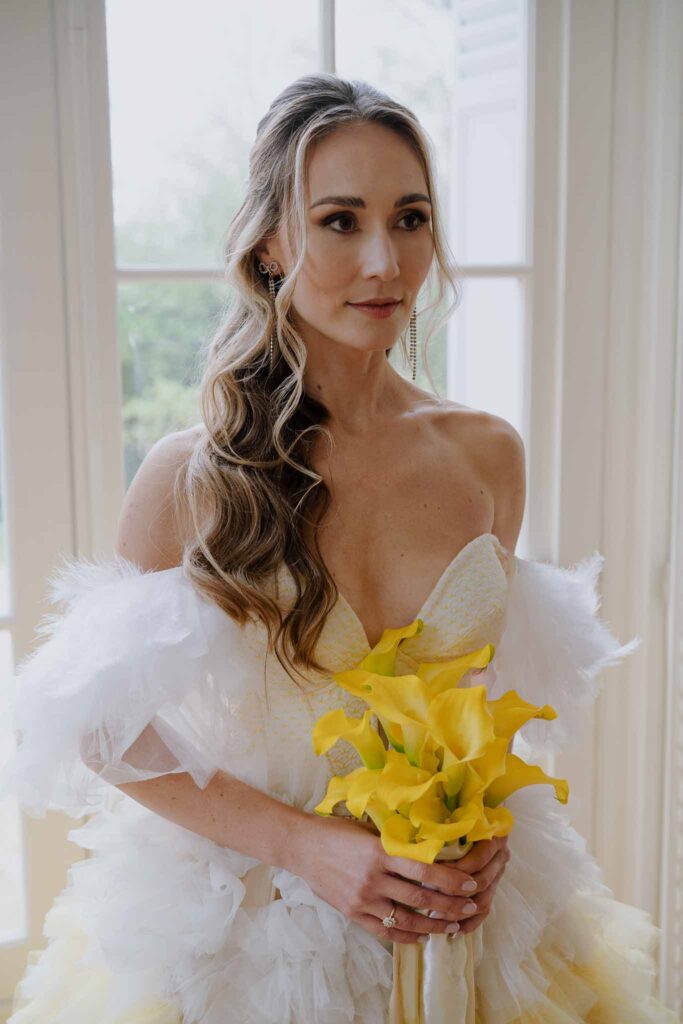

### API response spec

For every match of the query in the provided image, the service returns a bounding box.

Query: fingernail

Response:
[461,880,477,892]
[446,922,460,933]
[463,901,477,914]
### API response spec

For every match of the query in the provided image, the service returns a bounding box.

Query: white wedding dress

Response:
[0,533,678,1022]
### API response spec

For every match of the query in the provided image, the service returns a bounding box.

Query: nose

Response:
[359,227,401,281]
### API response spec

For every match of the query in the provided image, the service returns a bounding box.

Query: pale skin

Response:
[115,120,526,946]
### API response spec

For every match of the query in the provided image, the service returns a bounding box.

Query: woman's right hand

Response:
[293,814,485,945]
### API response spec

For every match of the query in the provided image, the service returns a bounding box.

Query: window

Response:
[106,0,530,485]
[106,0,319,484]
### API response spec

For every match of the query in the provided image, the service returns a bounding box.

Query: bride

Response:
[2,72,676,1023]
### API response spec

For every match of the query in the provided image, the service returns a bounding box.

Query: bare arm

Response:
[116,766,312,873]
[110,427,312,875]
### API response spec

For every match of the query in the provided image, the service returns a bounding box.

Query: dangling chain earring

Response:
[409,306,417,381]
[258,259,279,369]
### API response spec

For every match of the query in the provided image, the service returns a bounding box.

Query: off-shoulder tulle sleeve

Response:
[485,550,642,755]
[0,555,235,819]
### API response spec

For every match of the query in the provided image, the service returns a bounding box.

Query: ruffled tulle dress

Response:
[0,532,677,1023]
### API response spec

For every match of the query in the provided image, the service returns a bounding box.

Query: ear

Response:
[254,242,270,264]
[254,232,285,273]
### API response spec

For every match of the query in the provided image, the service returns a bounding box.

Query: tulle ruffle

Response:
[9,901,182,1023]
[483,552,642,756]
[8,783,676,1024]
[475,895,676,1024]
[471,786,677,1023]
[8,790,393,1024]
[0,555,272,819]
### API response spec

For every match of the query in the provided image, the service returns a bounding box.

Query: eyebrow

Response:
[309,192,432,210]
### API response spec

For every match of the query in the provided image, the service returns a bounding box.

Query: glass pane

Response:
[118,279,227,484]
[336,0,529,265]
[391,273,450,398]
[336,0,458,214]
[454,0,529,264]
[447,275,525,434]
[0,372,10,616]
[0,629,26,942]
[106,0,318,269]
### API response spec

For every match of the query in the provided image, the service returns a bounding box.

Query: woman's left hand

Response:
[447,834,511,934]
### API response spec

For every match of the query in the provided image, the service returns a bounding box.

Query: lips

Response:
[347,300,401,319]
[349,299,401,306]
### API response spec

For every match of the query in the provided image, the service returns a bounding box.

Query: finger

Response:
[381,874,482,922]
[364,900,462,938]
[383,853,477,897]
[455,835,507,874]
[469,847,509,893]
[457,909,489,934]
[460,860,507,919]
[357,913,428,946]
[454,835,508,875]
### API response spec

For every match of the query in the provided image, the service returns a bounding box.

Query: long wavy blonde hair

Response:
[176,72,461,687]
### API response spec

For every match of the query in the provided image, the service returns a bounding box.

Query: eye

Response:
[322,212,357,233]
[320,210,430,234]
[398,210,430,231]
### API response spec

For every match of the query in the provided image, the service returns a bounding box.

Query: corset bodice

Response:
[262,533,512,788]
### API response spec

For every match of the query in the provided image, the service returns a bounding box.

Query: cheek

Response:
[403,232,435,278]
[304,242,357,290]
[294,254,356,312]
[288,275,343,333]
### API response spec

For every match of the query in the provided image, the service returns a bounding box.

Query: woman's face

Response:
[262,121,435,354]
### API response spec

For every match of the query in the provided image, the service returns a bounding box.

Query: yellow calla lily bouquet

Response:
[311,617,570,1024]
[312,617,568,864]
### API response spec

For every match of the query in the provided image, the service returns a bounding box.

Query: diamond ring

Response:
[382,902,397,929]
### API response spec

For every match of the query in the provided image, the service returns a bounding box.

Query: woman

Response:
[2,73,676,1023]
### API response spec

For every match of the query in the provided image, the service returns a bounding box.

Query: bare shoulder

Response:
[435,401,526,554]
[115,424,205,571]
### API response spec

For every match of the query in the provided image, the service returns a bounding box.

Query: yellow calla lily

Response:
[313,765,384,818]
[484,752,569,807]
[416,643,496,696]
[345,768,386,818]
[313,770,359,815]
[331,667,378,700]
[408,790,449,827]
[332,668,407,753]
[363,795,396,834]
[414,803,480,843]
[456,737,511,805]
[426,685,497,761]
[311,707,387,769]
[349,672,432,765]
[486,689,558,739]
[417,737,441,774]
[374,749,449,814]
[312,615,570,864]
[465,795,515,841]
[356,619,424,676]
[439,759,467,809]
[380,812,445,864]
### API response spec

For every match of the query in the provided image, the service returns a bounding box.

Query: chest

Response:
[307,425,495,648]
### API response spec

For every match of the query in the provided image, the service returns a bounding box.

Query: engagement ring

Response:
[382,902,397,929]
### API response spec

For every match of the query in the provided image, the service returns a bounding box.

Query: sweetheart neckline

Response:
[328,531,508,652]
